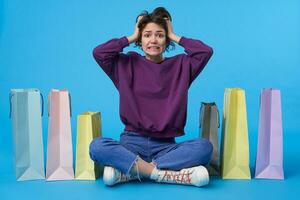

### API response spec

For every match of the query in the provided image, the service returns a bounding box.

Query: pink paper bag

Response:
[46,89,74,181]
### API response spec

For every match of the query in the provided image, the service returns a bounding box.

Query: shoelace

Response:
[119,173,134,182]
[160,169,194,184]
[118,159,142,183]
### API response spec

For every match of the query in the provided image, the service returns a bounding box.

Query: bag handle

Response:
[199,102,205,128]
[199,102,220,128]
[9,91,44,118]
[47,93,50,117]
[216,107,220,128]
[48,91,72,117]
[9,93,14,118]
[68,92,72,117]
[40,93,44,116]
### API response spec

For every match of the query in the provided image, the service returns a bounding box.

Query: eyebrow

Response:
[143,30,165,33]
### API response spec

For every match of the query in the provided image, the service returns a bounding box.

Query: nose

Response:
[150,35,158,43]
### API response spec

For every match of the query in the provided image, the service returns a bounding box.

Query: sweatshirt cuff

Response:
[120,36,130,48]
[178,36,187,46]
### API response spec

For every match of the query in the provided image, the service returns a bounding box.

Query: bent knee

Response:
[89,137,113,160]
[192,139,214,165]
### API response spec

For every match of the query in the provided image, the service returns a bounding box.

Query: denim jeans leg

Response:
[152,138,213,170]
[119,131,152,162]
[89,136,139,175]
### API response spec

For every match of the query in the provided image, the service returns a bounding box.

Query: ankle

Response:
[130,159,155,179]
[150,167,160,180]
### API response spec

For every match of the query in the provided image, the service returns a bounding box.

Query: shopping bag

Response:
[255,88,284,179]
[10,89,45,181]
[199,102,220,176]
[46,89,74,181]
[220,88,251,179]
[75,112,103,180]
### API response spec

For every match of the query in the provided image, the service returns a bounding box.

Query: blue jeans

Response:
[89,131,213,175]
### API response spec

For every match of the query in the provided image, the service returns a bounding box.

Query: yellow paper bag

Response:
[220,88,251,179]
[75,112,102,180]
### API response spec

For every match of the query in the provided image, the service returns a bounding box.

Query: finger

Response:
[136,15,144,23]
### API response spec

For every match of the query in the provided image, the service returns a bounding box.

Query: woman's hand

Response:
[165,19,181,43]
[127,16,143,44]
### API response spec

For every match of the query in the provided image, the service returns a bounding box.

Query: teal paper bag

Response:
[10,89,45,181]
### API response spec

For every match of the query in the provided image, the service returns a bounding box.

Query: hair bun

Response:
[152,7,172,21]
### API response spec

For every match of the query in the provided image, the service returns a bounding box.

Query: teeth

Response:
[149,47,159,50]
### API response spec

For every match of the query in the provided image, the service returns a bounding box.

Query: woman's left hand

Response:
[165,19,181,43]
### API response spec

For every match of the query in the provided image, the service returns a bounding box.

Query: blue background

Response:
[1,0,299,199]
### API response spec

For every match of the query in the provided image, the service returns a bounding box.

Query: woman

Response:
[90,7,213,187]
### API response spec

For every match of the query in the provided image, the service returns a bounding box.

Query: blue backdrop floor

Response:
[1,133,299,200]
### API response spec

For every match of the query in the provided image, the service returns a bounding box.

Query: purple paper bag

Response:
[255,88,284,180]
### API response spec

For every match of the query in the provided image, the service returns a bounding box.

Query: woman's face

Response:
[141,22,167,59]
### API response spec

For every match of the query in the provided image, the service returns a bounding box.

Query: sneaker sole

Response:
[103,166,116,186]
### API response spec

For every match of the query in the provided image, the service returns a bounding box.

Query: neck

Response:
[145,54,164,63]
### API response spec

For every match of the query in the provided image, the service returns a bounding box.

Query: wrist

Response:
[127,34,138,44]
[169,34,181,43]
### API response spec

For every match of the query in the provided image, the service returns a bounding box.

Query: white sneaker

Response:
[103,166,139,186]
[150,165,209,187]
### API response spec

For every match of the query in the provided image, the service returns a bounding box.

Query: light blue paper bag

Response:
[10,89,45,181]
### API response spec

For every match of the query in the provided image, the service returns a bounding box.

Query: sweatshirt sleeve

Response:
[178,37,213,84]
[92,36,129,88]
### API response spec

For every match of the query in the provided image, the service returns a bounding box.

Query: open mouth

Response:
[147,46,160,51]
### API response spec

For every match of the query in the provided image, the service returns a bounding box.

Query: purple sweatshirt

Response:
[93,36,213,138]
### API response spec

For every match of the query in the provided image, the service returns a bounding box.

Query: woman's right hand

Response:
[127,15,143,44]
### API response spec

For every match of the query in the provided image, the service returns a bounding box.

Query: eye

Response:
[158,34,165,38]
[143,33,150,38]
